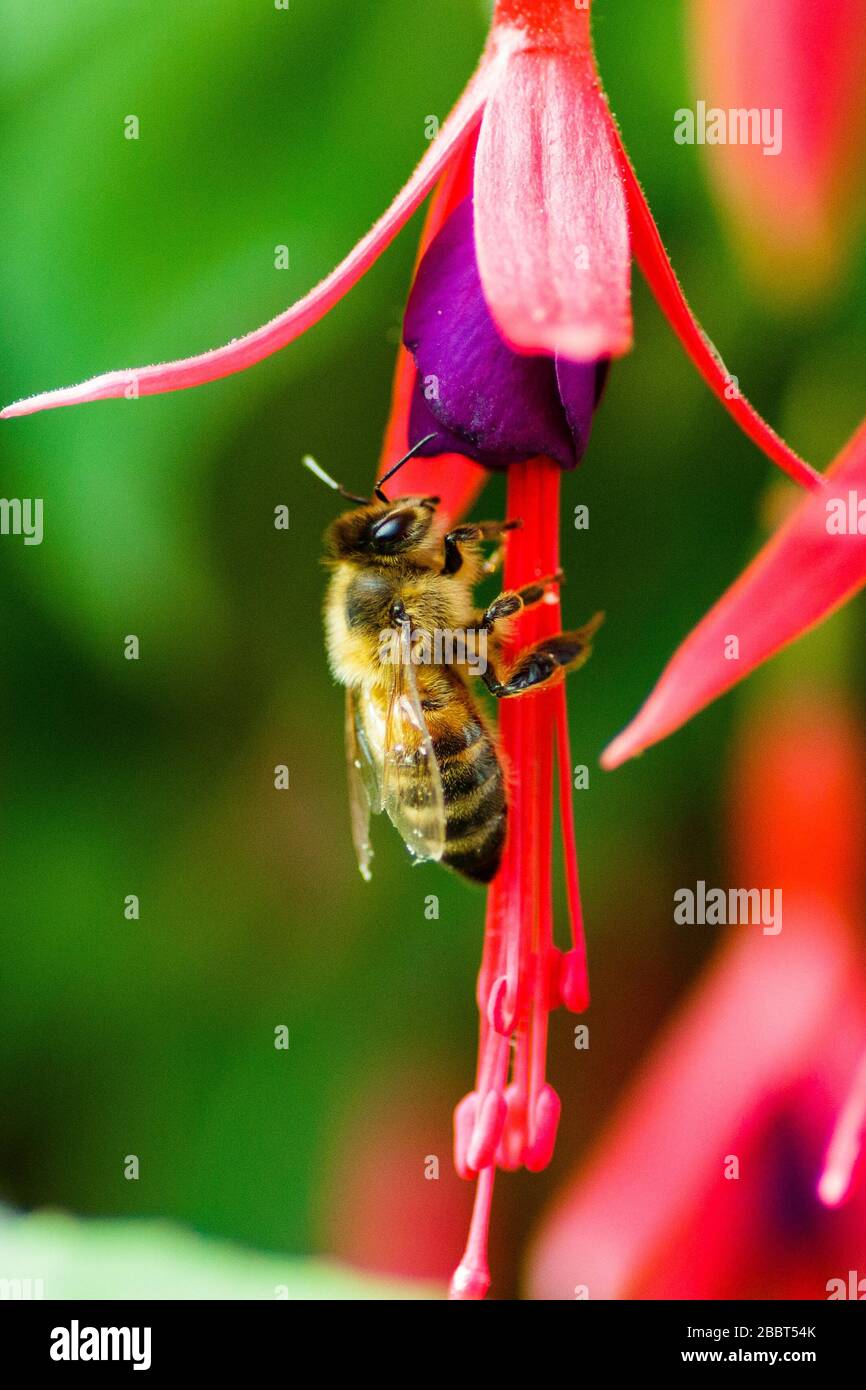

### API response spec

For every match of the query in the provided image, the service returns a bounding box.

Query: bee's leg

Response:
[480,613,604,698]
[481,545,505,577]
[477,571,564,633]
[442,519,522,576]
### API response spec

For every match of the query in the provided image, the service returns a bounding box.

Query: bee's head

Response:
[325,496,440,561]
[304,434,440,563]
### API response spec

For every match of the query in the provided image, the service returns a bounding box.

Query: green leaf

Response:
[0,1209,439,1300]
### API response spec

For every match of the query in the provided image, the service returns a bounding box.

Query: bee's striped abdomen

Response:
[433,688,506,885]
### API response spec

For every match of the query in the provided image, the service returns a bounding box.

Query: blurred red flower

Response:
[530,692,866,1299]
[688,0,866,302]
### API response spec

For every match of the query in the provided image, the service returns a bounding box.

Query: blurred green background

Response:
[2,0,865,1297]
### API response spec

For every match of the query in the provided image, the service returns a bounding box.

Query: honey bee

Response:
[305,440,602,884]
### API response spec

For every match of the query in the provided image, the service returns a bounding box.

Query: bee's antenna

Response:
[302,455,370,506]
[373,433,438,503]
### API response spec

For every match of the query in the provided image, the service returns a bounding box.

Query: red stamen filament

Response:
[450,456,591,1298]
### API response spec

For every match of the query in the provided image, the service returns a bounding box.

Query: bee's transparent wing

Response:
[382,620,446,865]
[345,688,383,881]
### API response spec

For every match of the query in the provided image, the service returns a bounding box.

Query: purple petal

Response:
[408,375,527,471]
[404,198,599,470]
[555,357,609,461]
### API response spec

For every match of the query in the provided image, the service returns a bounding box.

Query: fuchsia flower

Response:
[689,0,866,301]
[0,0,824,494]
[530,693,866,1300]
[5,0,858,1301]
[601,420,866,770]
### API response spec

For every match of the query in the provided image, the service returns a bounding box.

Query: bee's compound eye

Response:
[369,509,416,551]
